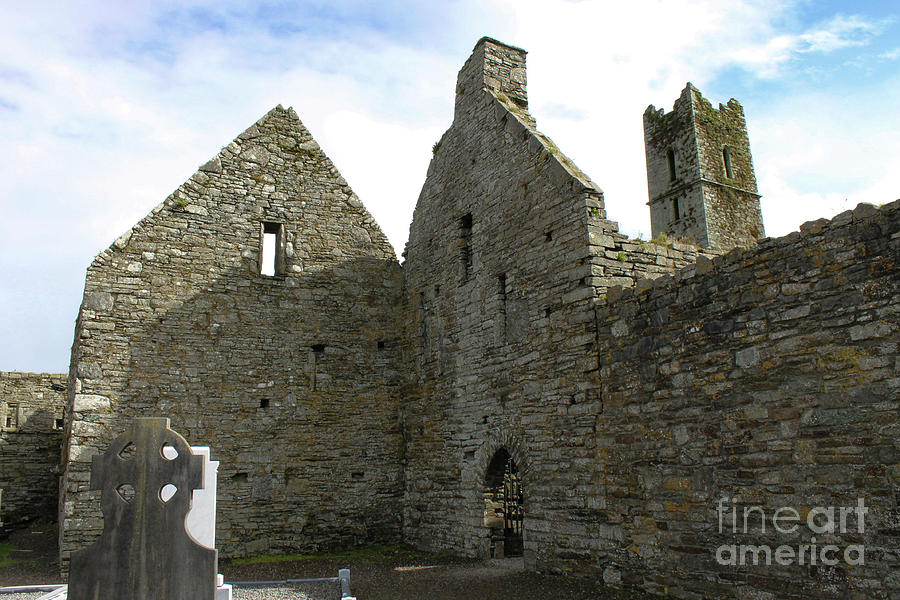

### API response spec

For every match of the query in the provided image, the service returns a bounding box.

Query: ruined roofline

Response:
[0,371,67,378]
[487,88,602,194]
[88,105,293,269]
[601,200,898,308]
[644,82,743,117]
[84,104,397,272]
[472,36,528,55]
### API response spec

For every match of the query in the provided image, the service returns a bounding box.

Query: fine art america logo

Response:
[715,497,868,566]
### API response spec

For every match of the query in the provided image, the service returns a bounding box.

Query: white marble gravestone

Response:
[163,444,231,600]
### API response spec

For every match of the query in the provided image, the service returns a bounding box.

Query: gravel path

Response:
[0,592,48,600]
[232,586,315,600]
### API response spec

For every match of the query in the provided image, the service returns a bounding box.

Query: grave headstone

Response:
[68,417,217,600]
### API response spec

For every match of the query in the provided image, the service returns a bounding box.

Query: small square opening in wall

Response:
[311,344,326,353]
[55,418,65,430]
[377,340,386,350]
[260,222,285,277]
[4,402,19,429]
[259,398,269,409]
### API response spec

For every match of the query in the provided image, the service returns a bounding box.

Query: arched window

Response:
[723,146,734,179]
[667,149,677,182]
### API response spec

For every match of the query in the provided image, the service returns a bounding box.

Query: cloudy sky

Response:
[1,0,898,373]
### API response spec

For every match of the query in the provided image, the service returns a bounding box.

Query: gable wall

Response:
[60,106,404,566]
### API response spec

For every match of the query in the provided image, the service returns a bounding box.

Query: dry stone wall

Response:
[593,201,899,598]
[0,372,67,527]
[60,106,404,567]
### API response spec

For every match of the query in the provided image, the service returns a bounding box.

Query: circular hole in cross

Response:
[117,484,135,503]
[161,443,178,460]
[118,442,135,460]
[159,483,178,502]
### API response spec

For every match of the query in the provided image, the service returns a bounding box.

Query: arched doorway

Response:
[483,448,523,558]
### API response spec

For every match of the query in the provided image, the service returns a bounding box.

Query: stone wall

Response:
[592,201,899,598]
[60,106,404,567]
[402,37,898,598]
[51,35,899,598]
[400,37,714,565]
[1,371,67,527]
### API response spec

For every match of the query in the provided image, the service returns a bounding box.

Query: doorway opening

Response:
[483,448,523,558]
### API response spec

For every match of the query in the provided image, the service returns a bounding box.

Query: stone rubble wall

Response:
[691,91,764,251]
[401,37,716,567]
[644,85,708,246]
[0,371,67,527]
[402,37,607,562]
[592,201,899,598]
[60,106,404,569]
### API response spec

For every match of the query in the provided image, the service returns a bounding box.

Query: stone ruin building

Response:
[1,37,897,599]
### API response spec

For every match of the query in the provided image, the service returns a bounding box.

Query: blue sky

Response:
[1,0,898,372]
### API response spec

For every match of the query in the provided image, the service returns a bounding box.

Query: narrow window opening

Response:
[460,213,473,281]
[418,291,429,350]
[667,149,676,182]
[310,345,325,391]
[498,274,508,337]
[377,340,386,350]
[55,418,65,430]
[723,146,734,179]
[545,231,553,242]
[259,398,269,409]
[673,198,680,221]
[544,306,551,319]
[4,402,19,429]
[260,222,285,277]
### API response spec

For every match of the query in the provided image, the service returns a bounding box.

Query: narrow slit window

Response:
[260,222,285,277]
[667,149,677,182]
[498,274,508,340]
[460,213,473,281]
[673,198,680,221]
[418,292,429,350]
[723,146,734,179]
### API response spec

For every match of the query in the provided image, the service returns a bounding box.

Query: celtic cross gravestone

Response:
[68,417,217,600]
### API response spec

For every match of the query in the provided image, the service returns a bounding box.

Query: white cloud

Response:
[1,0,898,371]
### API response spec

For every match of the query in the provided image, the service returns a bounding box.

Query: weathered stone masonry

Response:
[59,106,404,565]
[49,36,898,598]
[645,83,764,251]
[593,201,899,597]
[0,372,67,527]
[400,38,715,564]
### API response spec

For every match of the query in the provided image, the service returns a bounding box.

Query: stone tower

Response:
[643,83,764,251]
